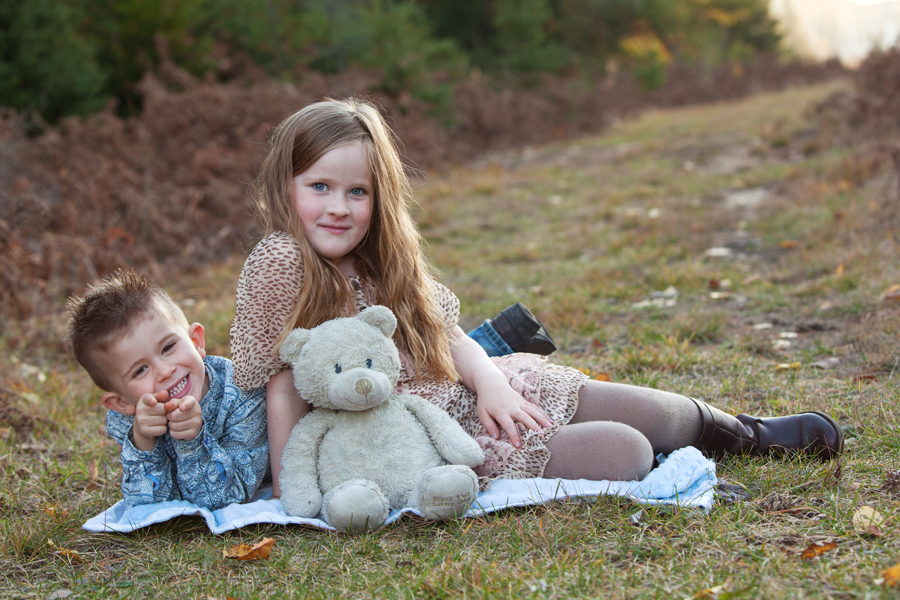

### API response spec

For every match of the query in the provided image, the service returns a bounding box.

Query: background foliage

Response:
[0,0,781,122]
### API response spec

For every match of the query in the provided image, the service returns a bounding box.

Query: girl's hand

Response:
[166,396,204,441]
[133,391,169,451]
[475,374,552,448]
[448,325,552,448]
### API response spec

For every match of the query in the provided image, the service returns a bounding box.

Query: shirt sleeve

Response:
[170,384,269,510]
[230,232,304,389]
[429,278,461,333]
[107,411,181,507]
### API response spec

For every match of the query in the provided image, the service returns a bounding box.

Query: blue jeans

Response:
[467,320,514,357]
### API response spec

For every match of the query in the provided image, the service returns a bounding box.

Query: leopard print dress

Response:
[230,232,588,488]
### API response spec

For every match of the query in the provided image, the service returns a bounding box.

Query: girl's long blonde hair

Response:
[253,98,457,382]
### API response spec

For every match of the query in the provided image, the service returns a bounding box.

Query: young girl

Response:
[230,98,844,497]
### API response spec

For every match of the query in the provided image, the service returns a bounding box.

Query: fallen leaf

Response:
[834,263,844,276]
[853,373,878,384]
[880,470,900,493]
[704,247,733,257]
[881,284,900,302]
[223,537,275,561]
[775,362,801,371]
[593,372,611,382]
[780,240,799,249]
[799,542,837,559]
[48,539,82,562]
[879,562,900,587]
[811,357,840,369]
[686,584,727,599]
[43,503,70,518]
[862,524,884,537]
[852,506,885,535]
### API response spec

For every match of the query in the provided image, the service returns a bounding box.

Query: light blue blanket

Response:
[84,446,716,534]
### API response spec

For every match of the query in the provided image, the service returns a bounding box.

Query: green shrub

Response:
[308,0,468,109]
[0,0,106,123]
[492,0,567,74]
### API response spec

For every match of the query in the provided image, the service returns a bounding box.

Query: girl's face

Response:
[292,141,373,276]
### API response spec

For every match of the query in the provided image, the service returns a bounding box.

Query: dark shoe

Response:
[490,303,557,355]
[690,398,843,460]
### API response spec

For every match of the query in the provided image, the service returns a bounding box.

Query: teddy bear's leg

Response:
[322,479,391,533]
[411,465,479,522]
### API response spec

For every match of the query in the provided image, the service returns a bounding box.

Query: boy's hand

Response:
[132,391,170,451]
[166,396,204,441]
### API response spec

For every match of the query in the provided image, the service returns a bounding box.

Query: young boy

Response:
[66,270,268,510]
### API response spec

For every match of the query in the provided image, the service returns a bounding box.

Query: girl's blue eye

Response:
[350,187,365,196]
[366,358,372,368]
[334,364,342,374]
[313,182,327,191]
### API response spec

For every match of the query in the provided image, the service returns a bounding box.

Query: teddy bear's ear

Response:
[358,305,397,338]
[279,328,312,363]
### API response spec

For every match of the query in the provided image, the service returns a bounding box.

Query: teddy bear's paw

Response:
[412,465,479,522]
[322,479,390,533]
[440,436,486,468]
[280,488,322,519]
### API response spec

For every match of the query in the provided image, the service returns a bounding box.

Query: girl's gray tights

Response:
[542,381,703,481]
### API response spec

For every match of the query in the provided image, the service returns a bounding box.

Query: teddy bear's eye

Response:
[334,364,342,374]
[366,358,372,368]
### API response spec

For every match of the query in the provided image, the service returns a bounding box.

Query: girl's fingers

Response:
[511,409,544,434]
[524,404,553,428]
[478,407,501,440]
[497,416,521,447]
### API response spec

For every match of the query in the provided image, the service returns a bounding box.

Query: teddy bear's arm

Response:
[279,412,333,518]
[402,395,485,467]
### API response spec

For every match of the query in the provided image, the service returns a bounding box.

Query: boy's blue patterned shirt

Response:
[106,355,268,510]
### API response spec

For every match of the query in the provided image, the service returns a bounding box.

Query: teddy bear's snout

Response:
[328,368,392,411]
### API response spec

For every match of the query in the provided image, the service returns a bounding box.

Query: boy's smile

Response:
[292,141,373,276]
[101,311,209,414]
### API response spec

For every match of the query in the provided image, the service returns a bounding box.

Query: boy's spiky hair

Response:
[66,269,187,391]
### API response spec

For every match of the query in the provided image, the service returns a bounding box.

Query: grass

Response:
[3,79,900,598]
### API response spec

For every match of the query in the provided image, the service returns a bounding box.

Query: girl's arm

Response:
[266,369,312,498]
[449,326,552,447]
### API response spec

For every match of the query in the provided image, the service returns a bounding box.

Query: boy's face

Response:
[100,310,209,415]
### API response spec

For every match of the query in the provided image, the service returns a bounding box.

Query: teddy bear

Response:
[277,305,485,533]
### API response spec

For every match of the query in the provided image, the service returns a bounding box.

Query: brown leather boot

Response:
[690,398,844,460]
